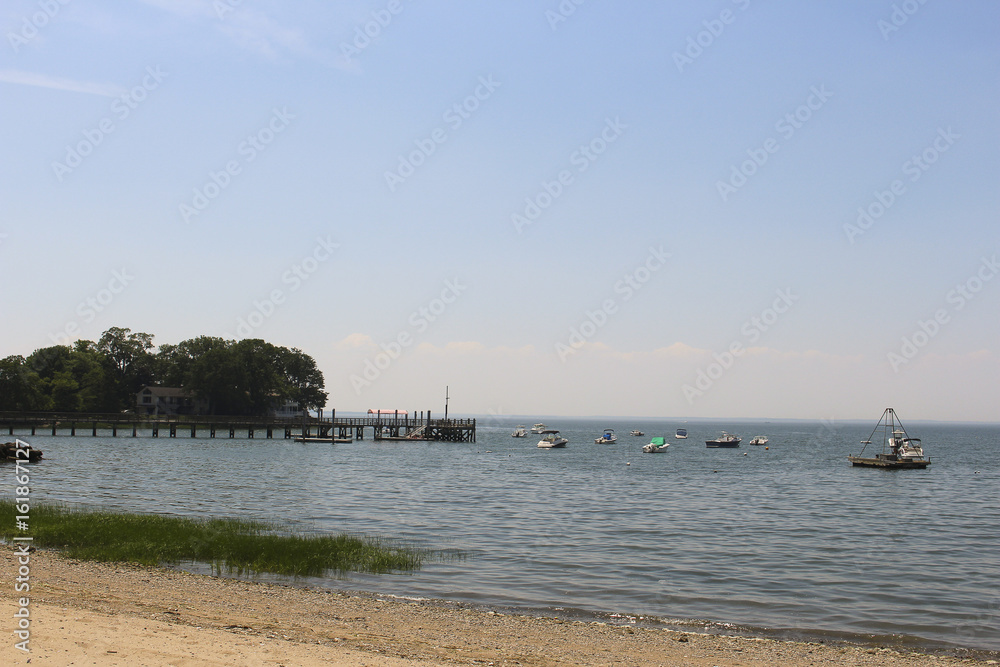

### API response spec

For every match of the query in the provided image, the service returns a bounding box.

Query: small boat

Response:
[629,429,644,436]
[537,430,568,448]
[511,425,527,438]
[642,437,670,453]
[706,432,741,448]
[848,408,930,469]
[675,428,687,439]
[749,435,769,446]
[595,428,617,444]
[530,423,548,434]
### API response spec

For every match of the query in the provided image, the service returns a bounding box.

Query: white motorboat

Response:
[595,428,617,444]
[537,430,568,448]
[675,428,687,439]
[629,430,644,436]
[511,425,527,438]
[749,435,769,446]
[530,423,547,434]
[642,436,670,453]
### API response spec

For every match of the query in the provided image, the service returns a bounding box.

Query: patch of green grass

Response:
[0,500,424,577]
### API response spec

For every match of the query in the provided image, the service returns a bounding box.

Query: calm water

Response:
[12,418,1000,655]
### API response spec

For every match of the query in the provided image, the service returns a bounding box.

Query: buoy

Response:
[743,452,747,456]
[765,446,769,450]
[626,462,631,466]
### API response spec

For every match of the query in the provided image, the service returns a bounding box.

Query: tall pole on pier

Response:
[444,385,449,421]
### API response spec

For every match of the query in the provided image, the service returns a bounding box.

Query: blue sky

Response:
[2,0,998,421]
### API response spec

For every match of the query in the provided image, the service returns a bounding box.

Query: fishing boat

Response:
[530,423,548,434]
[536,430,568,448]
[675,428,687,439]
[706,431,741,448]
[642,437,670,453]
[629,430,644,436]
[848,408,930,469]
[511,425,527,438]
[749,435,769,446]
[594,428,617,444]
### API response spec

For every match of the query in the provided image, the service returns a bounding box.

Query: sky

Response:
[1,1,998,422]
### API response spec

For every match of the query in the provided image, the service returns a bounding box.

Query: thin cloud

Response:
[0,70,126,97]
[137,0,352,70]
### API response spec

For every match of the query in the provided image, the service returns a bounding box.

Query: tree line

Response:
[0,327,327,415]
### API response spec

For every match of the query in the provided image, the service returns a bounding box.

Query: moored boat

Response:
[595,428,617,444]
[749,435,768,446]
[706,432,741,448]
[530,423,547,434]
[511,425,527,438]
[848,408,930,469]
[675,428,687,439]
[537,430,568,448]
[629,429,644,436]
[642,436,670,453]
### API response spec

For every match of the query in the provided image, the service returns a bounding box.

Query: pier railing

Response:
[0,412,476,442]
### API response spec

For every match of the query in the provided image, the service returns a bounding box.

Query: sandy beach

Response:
[2,548,995,666]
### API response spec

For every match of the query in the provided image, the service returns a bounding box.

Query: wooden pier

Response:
[0,411,475,443]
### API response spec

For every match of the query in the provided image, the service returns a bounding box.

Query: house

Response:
[271,400,305,419]
[135,386,209,416]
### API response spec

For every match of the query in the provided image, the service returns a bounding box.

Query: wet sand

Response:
[2,549,994,666]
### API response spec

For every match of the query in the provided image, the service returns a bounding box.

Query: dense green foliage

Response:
[0,327,327,415]
[0,501,422,576]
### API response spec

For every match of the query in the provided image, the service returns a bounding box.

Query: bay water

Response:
[14,418,1000,655]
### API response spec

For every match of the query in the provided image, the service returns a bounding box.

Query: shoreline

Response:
[3,549,997,666]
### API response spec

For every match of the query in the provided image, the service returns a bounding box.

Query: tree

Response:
[97,327,155,406]
[0,356,46,411]
[6,328,327,417]
[278,347,327,411]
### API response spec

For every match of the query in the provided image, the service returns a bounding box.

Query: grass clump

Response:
[0,500,423,577]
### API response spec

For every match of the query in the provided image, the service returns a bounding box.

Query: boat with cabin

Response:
[848,408,930,469]
[629,429,644,436]
[530,423,548,434]
[706,432,741,448]
[511,425,527,438]
[749,435,768,446]
[536,430,568,448]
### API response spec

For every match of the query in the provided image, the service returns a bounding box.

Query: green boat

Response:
[642,437,670,453]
